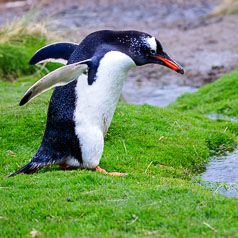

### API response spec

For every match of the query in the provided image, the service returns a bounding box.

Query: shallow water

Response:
[200,149,238,197]
[200,114,238,197]
[123,85,197,107]
[205,113,238,123]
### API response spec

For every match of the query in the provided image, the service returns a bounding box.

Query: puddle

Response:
[200,114,238,197]
[123,85,197,107]
[205,113,238,123]
[200,148,238,197]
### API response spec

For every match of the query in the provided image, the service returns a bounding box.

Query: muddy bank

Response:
[1,0,238,106]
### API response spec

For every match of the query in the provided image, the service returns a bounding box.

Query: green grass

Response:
[0,18,61,80]
[1,75,238,237]
[170,70,238,119]
[0,34,48,79]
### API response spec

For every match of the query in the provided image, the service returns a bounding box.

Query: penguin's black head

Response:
[114,31,184,74]
[73,30,184,74]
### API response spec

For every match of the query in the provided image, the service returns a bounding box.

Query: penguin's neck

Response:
[74,51,135,135]
[96,50,136,90]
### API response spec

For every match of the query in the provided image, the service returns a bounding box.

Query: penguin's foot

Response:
[95,166,128,176]
[59,164,71,169]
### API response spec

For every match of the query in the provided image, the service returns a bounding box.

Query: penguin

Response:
[8,30,184,177]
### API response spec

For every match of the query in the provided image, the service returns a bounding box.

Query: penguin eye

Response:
[150,49,156,54]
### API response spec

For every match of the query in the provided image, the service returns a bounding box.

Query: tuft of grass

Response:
[1,77,238,237]
[170,70,238,119]
[210,0,238,16]
[0,14,60,80]
[0,13,48,44]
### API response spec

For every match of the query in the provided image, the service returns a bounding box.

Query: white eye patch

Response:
[146,37,157,51]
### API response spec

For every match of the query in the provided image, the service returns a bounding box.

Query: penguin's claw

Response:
[95,166,128,176]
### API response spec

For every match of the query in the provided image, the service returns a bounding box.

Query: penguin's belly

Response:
[74,51,136,135]
[72,51,135,168]
[74,73,125,135]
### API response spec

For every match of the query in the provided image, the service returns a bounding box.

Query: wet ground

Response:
[1,0,238,106]
[205,113,238,123]
[199,114,238,197]
[200,148,238,197]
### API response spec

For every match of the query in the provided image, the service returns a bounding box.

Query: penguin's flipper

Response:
[8,162,42,177]
[20,59,91,106]
[29,42,78,65]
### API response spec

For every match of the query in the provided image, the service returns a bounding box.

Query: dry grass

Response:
[0,12,56,44]
[0,11,61,80]
[210,0,238,16]
[0,0,22,2]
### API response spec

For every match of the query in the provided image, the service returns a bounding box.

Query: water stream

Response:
[200,148,238,197]
[205,113,238,123]
[200,114,238,197]
[123,85,197,107]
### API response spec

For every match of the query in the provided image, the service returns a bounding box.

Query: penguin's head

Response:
[78,30,184,75]
[115,31,184,74]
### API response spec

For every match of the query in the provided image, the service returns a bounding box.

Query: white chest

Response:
[74,51,135,135]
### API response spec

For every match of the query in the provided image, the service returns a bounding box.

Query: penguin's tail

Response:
[8,162,42,177]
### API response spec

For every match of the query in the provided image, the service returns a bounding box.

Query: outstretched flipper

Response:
[20,59,90,106]
[29,42,78,65]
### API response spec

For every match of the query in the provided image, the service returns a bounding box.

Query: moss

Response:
[170,70,238,118]
[0,37,44,79]
[0,77,238,237]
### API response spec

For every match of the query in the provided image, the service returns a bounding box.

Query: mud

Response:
[1,0,238,106]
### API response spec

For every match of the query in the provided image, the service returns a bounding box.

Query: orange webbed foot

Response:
[95,166,128,176]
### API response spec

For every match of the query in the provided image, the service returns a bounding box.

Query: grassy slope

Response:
[1,77,238,237]
[170,70,238,119]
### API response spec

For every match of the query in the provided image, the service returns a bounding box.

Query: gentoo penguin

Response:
[8,30,184,177]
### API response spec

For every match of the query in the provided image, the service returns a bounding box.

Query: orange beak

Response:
[155,56,184,74]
